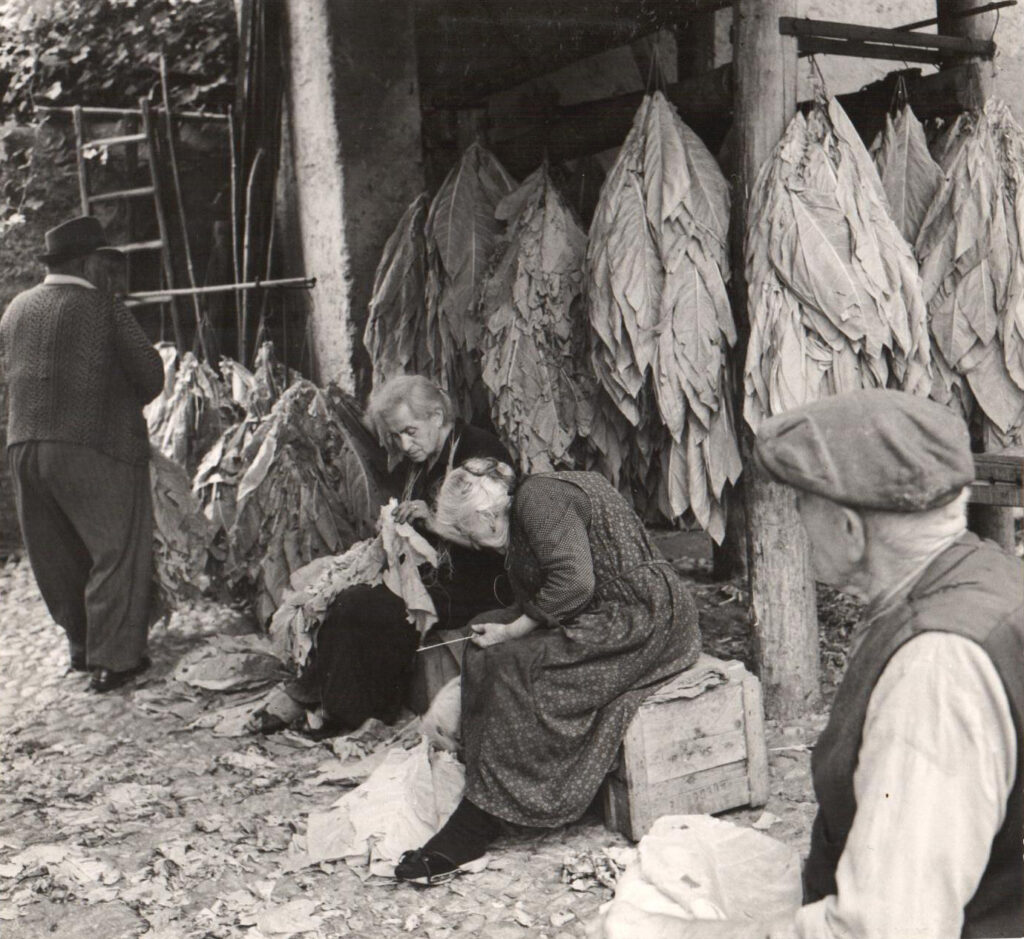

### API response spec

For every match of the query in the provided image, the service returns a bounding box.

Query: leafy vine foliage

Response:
[0,0,237,122]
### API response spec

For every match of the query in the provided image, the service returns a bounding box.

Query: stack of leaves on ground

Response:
[269,502,438,670]
[586,91,741,540]
[914,98,1024,446]
[744,96,932,431]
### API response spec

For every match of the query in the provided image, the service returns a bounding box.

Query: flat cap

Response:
[753,389,974,512]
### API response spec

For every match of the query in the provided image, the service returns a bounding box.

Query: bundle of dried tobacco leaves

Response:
[227,381,392,624]
[915,98,1024,445]
[479,166,593,473]
[586,91,741,541]
[744,96,931,431]
[145,344,239,474]
[150,447,212,616]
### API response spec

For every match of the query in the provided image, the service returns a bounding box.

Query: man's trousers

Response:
[9,441,152,671]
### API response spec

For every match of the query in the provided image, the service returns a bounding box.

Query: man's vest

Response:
[803,533,1024,939]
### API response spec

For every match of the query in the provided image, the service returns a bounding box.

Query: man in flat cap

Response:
[0,215,164,692]
[596,389,1023,939]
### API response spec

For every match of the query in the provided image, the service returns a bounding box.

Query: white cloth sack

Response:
[287,738,464,878]
[608,814,802,923]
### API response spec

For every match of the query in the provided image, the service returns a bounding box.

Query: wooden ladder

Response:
[71,100,183,347]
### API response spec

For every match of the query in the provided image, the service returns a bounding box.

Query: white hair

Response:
[435,457,515,543]
[365,375,452,442]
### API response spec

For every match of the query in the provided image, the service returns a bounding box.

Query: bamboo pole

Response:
[240,148,265,366]
[731,0,819,719]
[123,276,315,304]
[227,107,244,350]
[159,54,209,362]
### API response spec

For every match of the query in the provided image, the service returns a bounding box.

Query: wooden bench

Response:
[971,450,1024,507]
[602,656,770,842]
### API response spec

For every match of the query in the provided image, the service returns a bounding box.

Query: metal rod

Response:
[123,276,315,304]
[896,0,1016,31]
[36,104,228,122]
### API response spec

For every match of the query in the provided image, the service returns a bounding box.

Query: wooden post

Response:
[731,0,819,718]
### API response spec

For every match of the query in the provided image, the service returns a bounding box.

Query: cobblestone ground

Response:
[0,555,822,938]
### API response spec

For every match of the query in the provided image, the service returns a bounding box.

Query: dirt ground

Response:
[0,541,836,939]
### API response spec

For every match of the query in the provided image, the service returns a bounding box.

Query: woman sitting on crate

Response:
[254,375,512,736]
[394,457,702,885]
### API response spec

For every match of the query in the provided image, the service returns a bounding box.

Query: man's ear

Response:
[839,506,866,565]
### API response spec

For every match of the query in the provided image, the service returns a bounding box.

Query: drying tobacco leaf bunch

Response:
[586,91,741,541]
[915,98,1024,446]
[479,164,594,473]
[145,343,240,476]
[424,143,517,424]
[149,446,213,618]
[744,95,932,432]
[227,380,393,625]
[363,193,435,390]
[871,99,971,418]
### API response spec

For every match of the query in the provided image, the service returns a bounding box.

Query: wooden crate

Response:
[602,657,769,841]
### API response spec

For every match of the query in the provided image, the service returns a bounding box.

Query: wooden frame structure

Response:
[283,0,1012,718]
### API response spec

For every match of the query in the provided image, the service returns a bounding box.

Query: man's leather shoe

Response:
[89,657,151,693]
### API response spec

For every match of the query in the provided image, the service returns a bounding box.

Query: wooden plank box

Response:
[602,657,770,841]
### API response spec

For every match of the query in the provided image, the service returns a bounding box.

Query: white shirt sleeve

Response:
[795,632,1016,939]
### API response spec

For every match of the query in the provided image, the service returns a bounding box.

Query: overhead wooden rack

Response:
[779,16,996,64]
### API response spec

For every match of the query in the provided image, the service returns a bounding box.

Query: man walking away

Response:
[0,215,164,692]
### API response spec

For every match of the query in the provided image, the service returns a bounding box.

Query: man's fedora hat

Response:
[38,215,124,263]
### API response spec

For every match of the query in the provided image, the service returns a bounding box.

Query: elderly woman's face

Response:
[384,402,447,463]
[457,509,510,552]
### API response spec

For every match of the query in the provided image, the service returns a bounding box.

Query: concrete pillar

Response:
[282,0,425,392]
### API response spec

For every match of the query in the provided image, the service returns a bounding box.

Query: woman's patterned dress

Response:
[461,471,701,827]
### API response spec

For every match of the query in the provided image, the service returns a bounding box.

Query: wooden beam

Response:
[490,62,979,182]
[794,37,949,65]
[491,65,732,177]
[416,0,731,107]
[779,16,995,55]
[732,0,820,720]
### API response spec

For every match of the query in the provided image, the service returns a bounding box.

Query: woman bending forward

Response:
[396,458,702,884]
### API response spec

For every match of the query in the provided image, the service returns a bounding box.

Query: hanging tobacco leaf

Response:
[744,97,932,431]
[478,166,592,473]
[915,98,1024,443]
[425,143,516,420]
[363,194,440,388]
[871,103,943,246]
[586,91,740,542]
[145,344,239,474]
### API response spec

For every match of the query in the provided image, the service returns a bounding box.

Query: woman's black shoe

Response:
[90,657,151,693]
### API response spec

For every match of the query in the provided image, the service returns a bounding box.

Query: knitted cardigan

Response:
[0,283,164,466]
